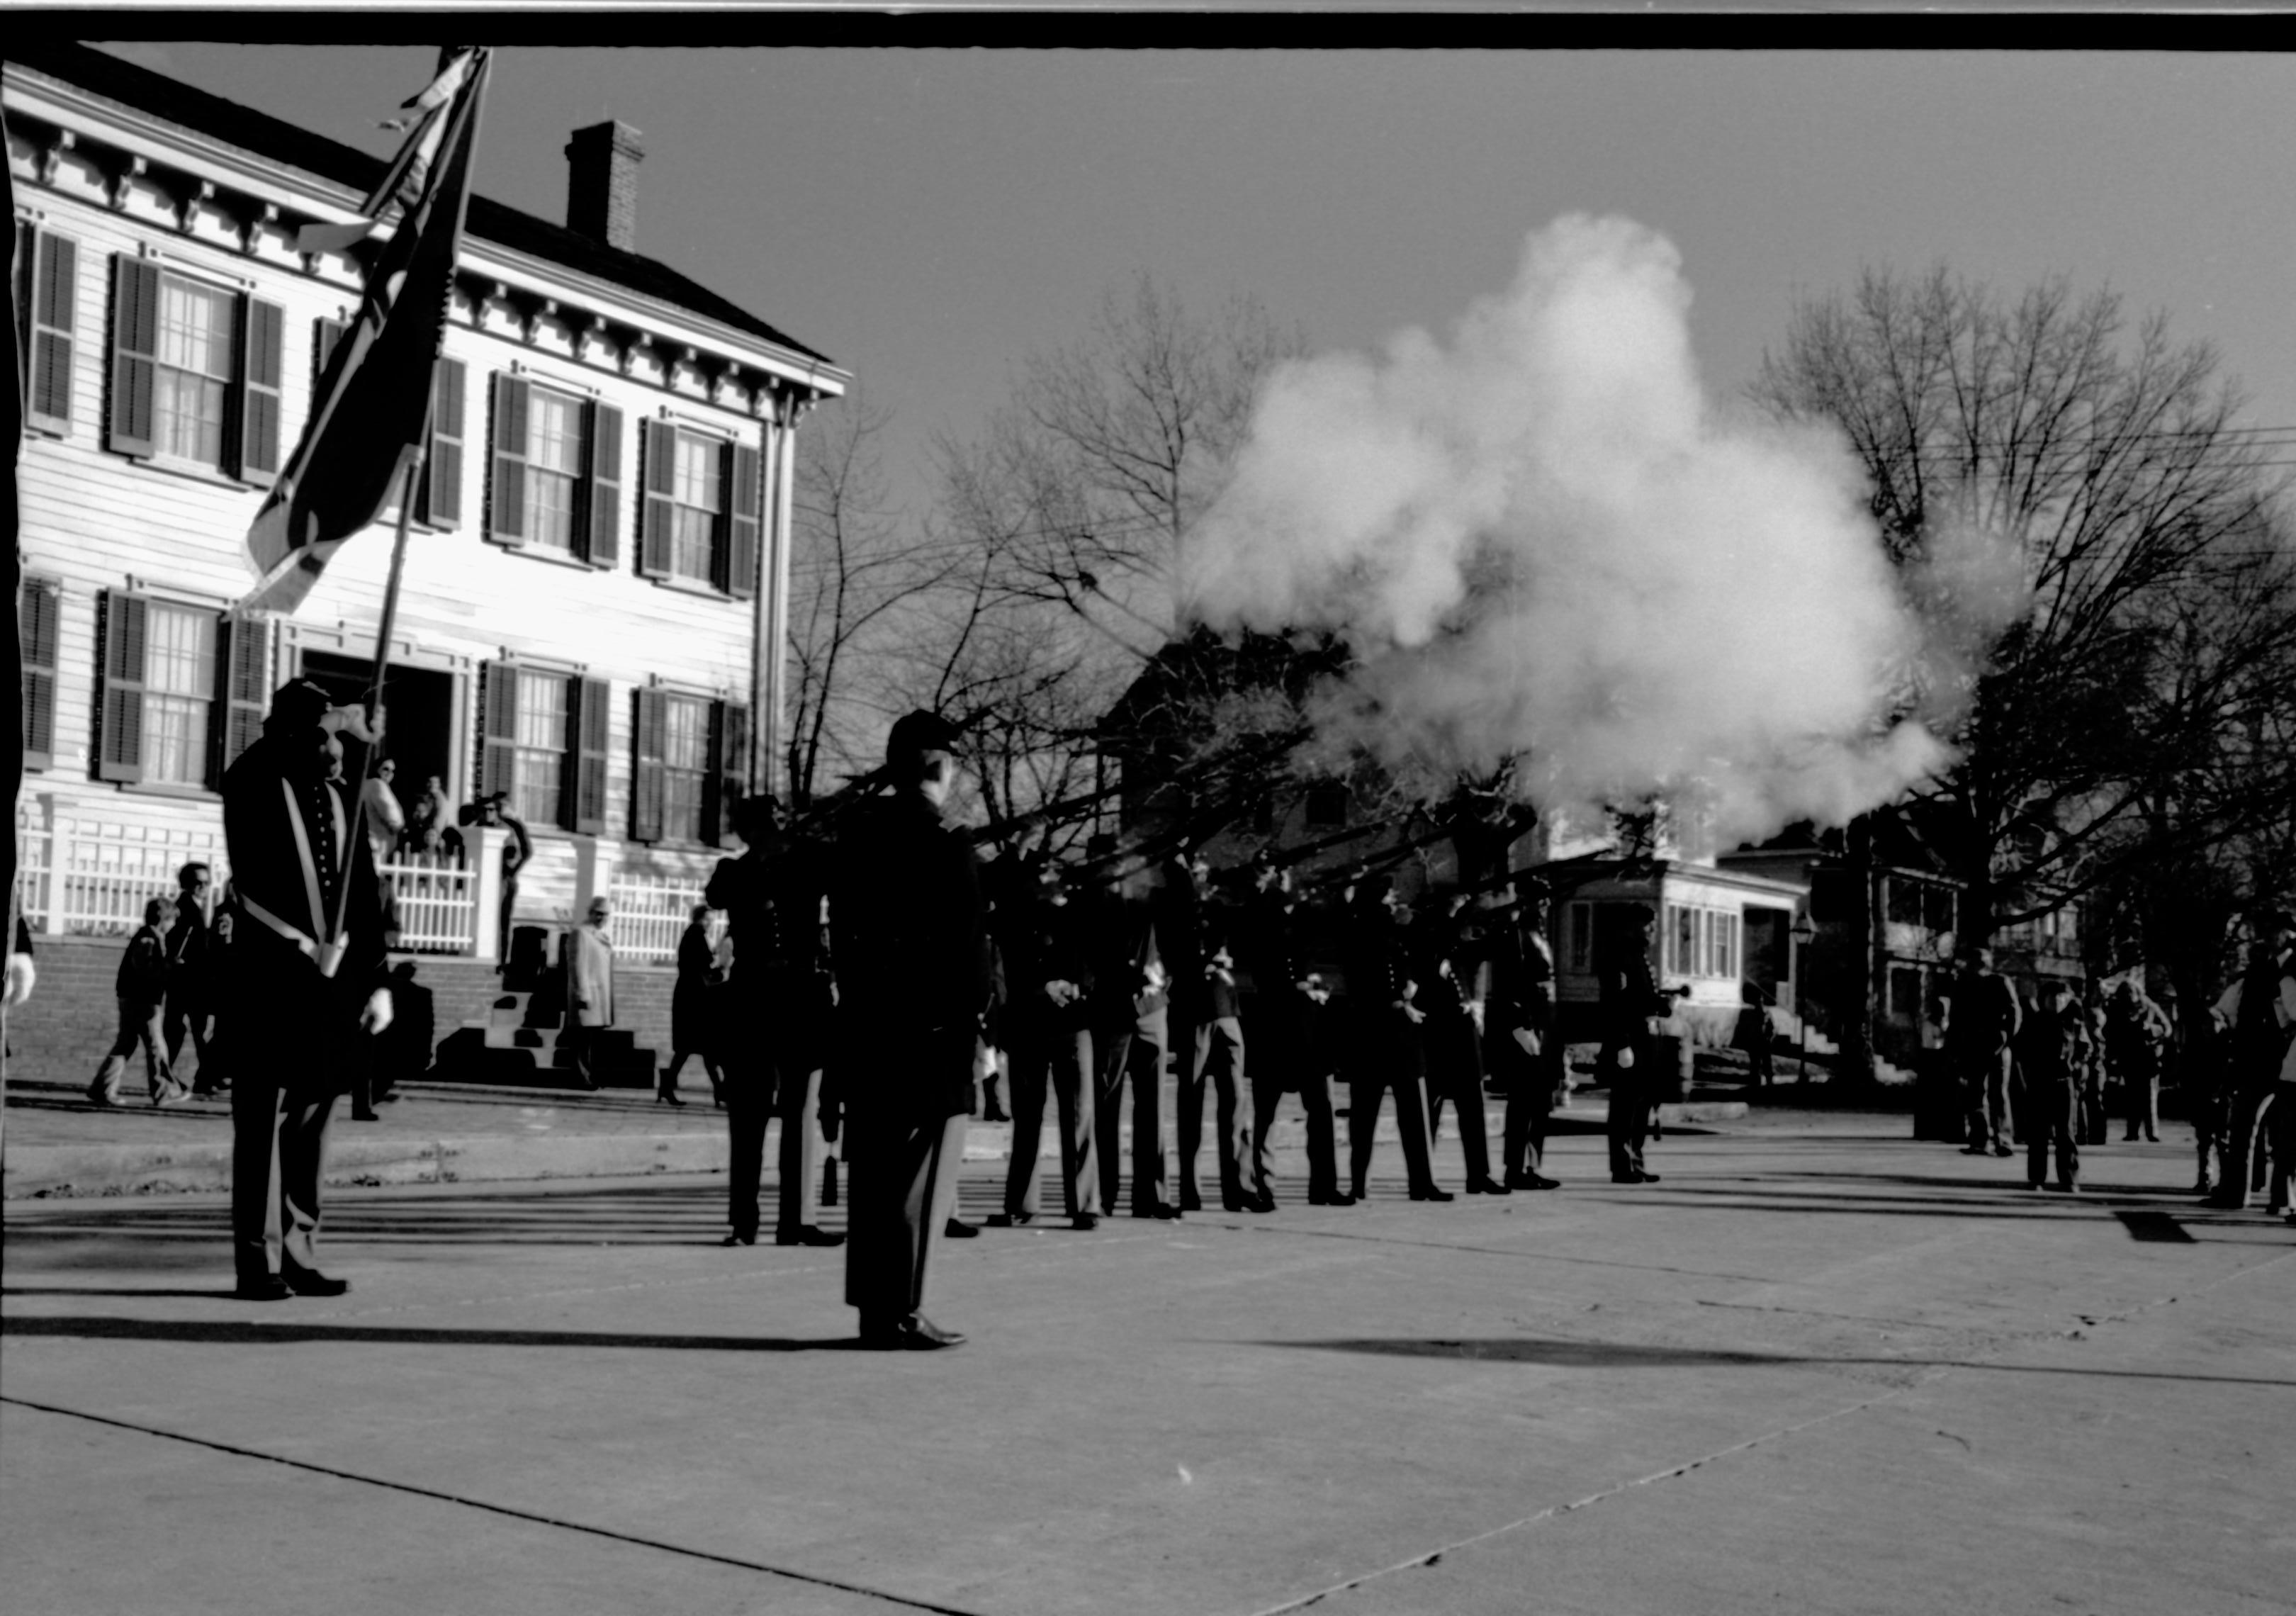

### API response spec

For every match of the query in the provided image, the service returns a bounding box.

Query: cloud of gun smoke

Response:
[1182,214,1971,848]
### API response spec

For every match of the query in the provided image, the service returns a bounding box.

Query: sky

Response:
[79,43,2296,538]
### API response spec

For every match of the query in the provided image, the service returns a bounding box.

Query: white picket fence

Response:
[608,871,716,966]
[378,855,480,953]
[14,802,230,938]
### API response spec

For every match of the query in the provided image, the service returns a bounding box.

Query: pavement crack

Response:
[0,1394,993,1616]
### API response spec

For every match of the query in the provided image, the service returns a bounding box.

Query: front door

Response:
[299,650,457,829]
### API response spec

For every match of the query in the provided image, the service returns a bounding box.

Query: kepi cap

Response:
[886,709,962,761]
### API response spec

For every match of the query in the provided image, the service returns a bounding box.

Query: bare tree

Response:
[784,391,953,811]
[1755,266,2296,946]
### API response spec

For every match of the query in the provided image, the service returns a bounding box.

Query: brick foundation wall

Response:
[2,939,673,1084]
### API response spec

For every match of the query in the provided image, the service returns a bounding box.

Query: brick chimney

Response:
[564,121,644,252]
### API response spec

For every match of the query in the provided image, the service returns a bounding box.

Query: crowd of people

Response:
[1940,921,2296,1213]
[86,677,2294,1345]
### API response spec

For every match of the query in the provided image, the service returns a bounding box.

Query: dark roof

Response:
[9,43,831,366]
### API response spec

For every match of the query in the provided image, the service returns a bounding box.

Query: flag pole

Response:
[364,446,425,759]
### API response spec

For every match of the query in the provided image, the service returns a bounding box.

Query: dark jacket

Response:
[672,922,719,1049]
[220,734,388,1027]
[1086,887,1165,1032]
[1596,934,1670,1068]
[116,924,171,1006]
[830,795,990,1036]
[1947,970,2022,1056]
[2018,998,2087,1087]
[1006,890,1098,1036]
[165,904,215,1002]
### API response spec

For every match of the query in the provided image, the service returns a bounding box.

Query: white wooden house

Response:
[10,45,850,965]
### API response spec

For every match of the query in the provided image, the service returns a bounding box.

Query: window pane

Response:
[663,697,707,770]
[671,506,714,582]
[144,605,215,697]
[528,391,583,474]
[663,769,703,843]
[527,468,576,551]
[156,279,231,378]
[154,368,226,464]
[142,694,208,786]
[1672,906,1694,976]
[515,673,566,748]
[673,434,719,511]
[514,752,561,827]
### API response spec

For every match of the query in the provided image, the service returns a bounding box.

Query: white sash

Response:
[257,778,355,978]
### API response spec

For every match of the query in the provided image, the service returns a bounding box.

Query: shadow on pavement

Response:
[1257,1336,2296,1388]
[0,1315,866,1352]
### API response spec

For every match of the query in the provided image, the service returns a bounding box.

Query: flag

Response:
[295,48,479,258]
[236,49,490,618]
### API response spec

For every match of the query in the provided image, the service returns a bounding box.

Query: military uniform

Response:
[1088,881,1174,1218]
[1162,863,1251,1213]
[1416,904,1499,1192]
[2104,984,2172,1143]
[1341,892,1442,1201]
[1947,967,2022,1155]
[1597,921,1672,1183]
[831,788,990,1333]
[997,875,1101,1224]
[1486,907,1564,1187]
[220,692,389,1294]
[1236,877,1341,1206]
[707,838,835,1245]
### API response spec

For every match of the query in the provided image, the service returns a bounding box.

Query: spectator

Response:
[405,775,451,852]
[164,862,223,1091]
[484,792,533,967]
[566,896,616,1092]
[368,960,434,1111]
[88,896,185,1108]
[360,759,407,871]
[662,903,724,1107]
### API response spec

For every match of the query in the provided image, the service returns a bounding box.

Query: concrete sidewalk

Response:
[3,1074,1750,1199]
[4,1115,2289,1616]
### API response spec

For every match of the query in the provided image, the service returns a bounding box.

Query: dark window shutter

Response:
[709,700,750,846]
[585,403,623,568]
[107,255,161,457]
[313,316,350,392]
[570,676,610,834]
[19,578,62,770]
[216,615,268,778]
[639,419,676,578]
[417,357,466,528]
[630,687,666,843]
[727,441,761,599]
[236,296,286,486]
[28,230,77,433]
[97,589,149,782]
[489,372,530,542]
[479,661,520,801]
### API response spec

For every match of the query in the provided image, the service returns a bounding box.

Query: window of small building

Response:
[524,387,586,552]
[140,603,217,785]
[668,432,721,584]
[152,277,235,468]
[659,692,711,843]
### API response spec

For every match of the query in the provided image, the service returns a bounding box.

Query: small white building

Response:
[11,45,850,965]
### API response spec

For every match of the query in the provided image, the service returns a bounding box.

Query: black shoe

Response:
[1465,1177,1510,1195]
[721,1230,757,1247]
[350,1109,380,1122]
[944,1218,980,1239]
[2192,1177,2214,1196]
[984,1211,1034,1228]
[1071,1213,1100,1231]
[1135,1205,1183,1221]
[982,1106,1011,1123]
[1525,1174,1561,1190]
[234,1276,293,1301]
[1637,1171,1661,1184]
[1958,1144,1989,1155]
[280,1266,349,1298]
[775,1225,844,1247]
[1409,1187,1456,1202]
[656,1089,687,1107]
[1179,1193,1205,1213]
[902,1315,967,1350]
[1249,1194,1278,1213]
[1308,1191,1355,1206]
[1990,1145,2015,1158]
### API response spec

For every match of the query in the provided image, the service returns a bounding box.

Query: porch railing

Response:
[607,871,715,966]
[15,801,231,938]
[379,855,479,953]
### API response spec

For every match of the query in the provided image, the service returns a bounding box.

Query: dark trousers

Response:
[728,1063,826,1241]
[2190,1084,2227,1185]
[1176,1014,1254,1209]
[1961,1045,2014,1149]
[164,994,213,1077]
[845,1107,969,1329]
[91,997,175,1103]
[1606,1056,1650,1179]
[2079,1067,2109,1147]
[1424,1014,1492,1185]
[1005,1020,1099,1218]
[1094,1015,1170,1216]
[1503,1081,1553,1179]
[1347,1021,1436,1196]
[2221,1084,2278,1208]
[2120,1065,2160,1139]
[2025,1076,2081,1189]
[663,1046,724,1098]
[232,1074,339,1282]
[1244,994,1339,1201]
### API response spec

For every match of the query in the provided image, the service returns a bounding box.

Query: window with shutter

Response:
[108,255,161,456]
[97,589,150,782]
[488,374,531,541]
[709,701,750,846]
[630,687,667,842]
[478,660,520,802]
[639,419,677,578]
[584,403,623,568]
[235,296,286,486]
[26,230,77,434]
[19,578,62,770]
[727,442,761,599]
[417,357,466,528]
[570,676,610,834]
[215,615,269,778]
